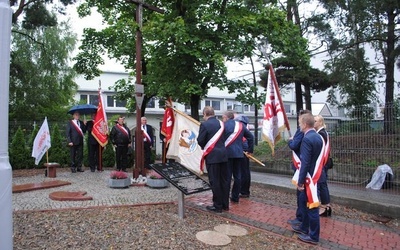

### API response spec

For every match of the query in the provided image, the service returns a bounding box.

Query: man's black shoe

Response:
[239,194,250,198]
[222,207,229,211]
[77,169,84,172]
[71,169,76,173]
[206,206,222,213]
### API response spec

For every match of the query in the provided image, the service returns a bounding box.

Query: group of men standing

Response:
[66,112,154,173]
[197,106,254,213]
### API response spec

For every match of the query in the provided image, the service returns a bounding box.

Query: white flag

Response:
[32,118,51,165]
[262,65,289,155]
[166,110,203,174]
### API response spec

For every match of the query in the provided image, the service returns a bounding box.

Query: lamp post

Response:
[0,0,13,249]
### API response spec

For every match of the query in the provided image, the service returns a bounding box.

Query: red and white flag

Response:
[161,100,175,146]
[92,89,108,146]
[262,64,290,155]
[32,117,51,165]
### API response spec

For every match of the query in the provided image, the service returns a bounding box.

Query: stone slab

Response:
[12,180,71,193]
[196,230,231,246]
[49,191,93,201]
[214,224,248,236]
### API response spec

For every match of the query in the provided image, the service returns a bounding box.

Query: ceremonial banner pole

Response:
[0,0,14,248]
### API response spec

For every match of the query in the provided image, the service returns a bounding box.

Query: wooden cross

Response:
[127,0,164,178]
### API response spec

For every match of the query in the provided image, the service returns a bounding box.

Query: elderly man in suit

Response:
[66,111,87,173]
[197,106,229,213]
[110,116,132,172]
[292,112,324,245]
[85,113,100,172]
[141,116,154,169]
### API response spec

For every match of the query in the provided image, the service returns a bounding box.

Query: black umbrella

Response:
[67,104,97,115]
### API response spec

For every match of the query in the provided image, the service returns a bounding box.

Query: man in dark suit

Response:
[292,112,324,245]
[141,116,154,169]
[197,106,229,213]
[224,111,254,204]
[86,113,100,172]
[110,116,131,172]
[66,111,87,173]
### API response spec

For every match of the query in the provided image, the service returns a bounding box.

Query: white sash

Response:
[225,121,243,147]
[71,120,83,137]
[200,120,224,171]
[142,126,152,143]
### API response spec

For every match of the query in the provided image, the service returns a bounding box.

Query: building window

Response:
[116,99,127,107]
[106,95,126,108]
[89,95,98,106]
[250,105,255,112]
[205,100,221,110]
[227,101,233,110]
[80,94,88,104]
[284,104,291,114]
[107,96,114,107]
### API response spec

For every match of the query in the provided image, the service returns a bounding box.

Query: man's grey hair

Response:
[224,110,235,119]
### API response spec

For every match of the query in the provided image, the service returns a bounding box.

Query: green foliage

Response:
[253,140,288,159]
[28,123,39,153]
[49,123,69,167]
[74,0,309,120]
[10,127,31,169]
[103,142,116,168]
[10,21,77,121]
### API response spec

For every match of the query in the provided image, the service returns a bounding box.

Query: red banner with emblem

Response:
[161,99,175,146]
[92,89,109,147]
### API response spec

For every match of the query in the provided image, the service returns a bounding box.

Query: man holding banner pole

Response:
[197,106,229,213]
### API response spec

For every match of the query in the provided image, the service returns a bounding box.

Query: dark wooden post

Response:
[128,0,164,178]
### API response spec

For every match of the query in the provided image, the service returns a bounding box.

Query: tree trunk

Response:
[304,84,312,111]
[384,8,396,135]
[190,94,200,121]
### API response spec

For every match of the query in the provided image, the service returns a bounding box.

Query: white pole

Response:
[0,0,13,249]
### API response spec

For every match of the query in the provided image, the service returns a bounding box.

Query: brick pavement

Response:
[186,193,400,250]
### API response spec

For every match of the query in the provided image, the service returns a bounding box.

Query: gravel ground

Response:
[12,168,400,249]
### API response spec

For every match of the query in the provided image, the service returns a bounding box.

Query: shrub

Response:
[49,123,69,167]
[10,127,31,169]
[103,141,115,168]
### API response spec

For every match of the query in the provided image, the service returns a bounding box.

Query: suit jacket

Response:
[224,119,254,158]
[197,116,228,164]
[143,124,154,146]
[85,120,99,145]
[298,129,323,186]
[66,119,86,146]
[288,127,304,171]
[110,123,131,146]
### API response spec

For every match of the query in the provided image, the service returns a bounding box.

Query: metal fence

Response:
[256,113,400,195]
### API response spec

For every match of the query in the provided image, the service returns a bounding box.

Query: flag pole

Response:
[268,64,292,137]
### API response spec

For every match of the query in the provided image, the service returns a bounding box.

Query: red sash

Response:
[142,126,152,143]
[116,124,129,138]
[200,120,224,172]
[225,121,243,147]
[71,120,83,137]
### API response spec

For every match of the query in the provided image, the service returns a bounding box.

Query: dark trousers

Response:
[70,144,83,170]
[88,143,99,171]
[296,189,302,221]
[144,141,152,168]
[299,188,320,241]
[227,158,244,202]
[207,162,229,210]
[115,145,128,171]
[318,169,330,204]
[240,157,251,196]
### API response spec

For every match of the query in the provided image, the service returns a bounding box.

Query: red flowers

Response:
[110,171,128,179]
